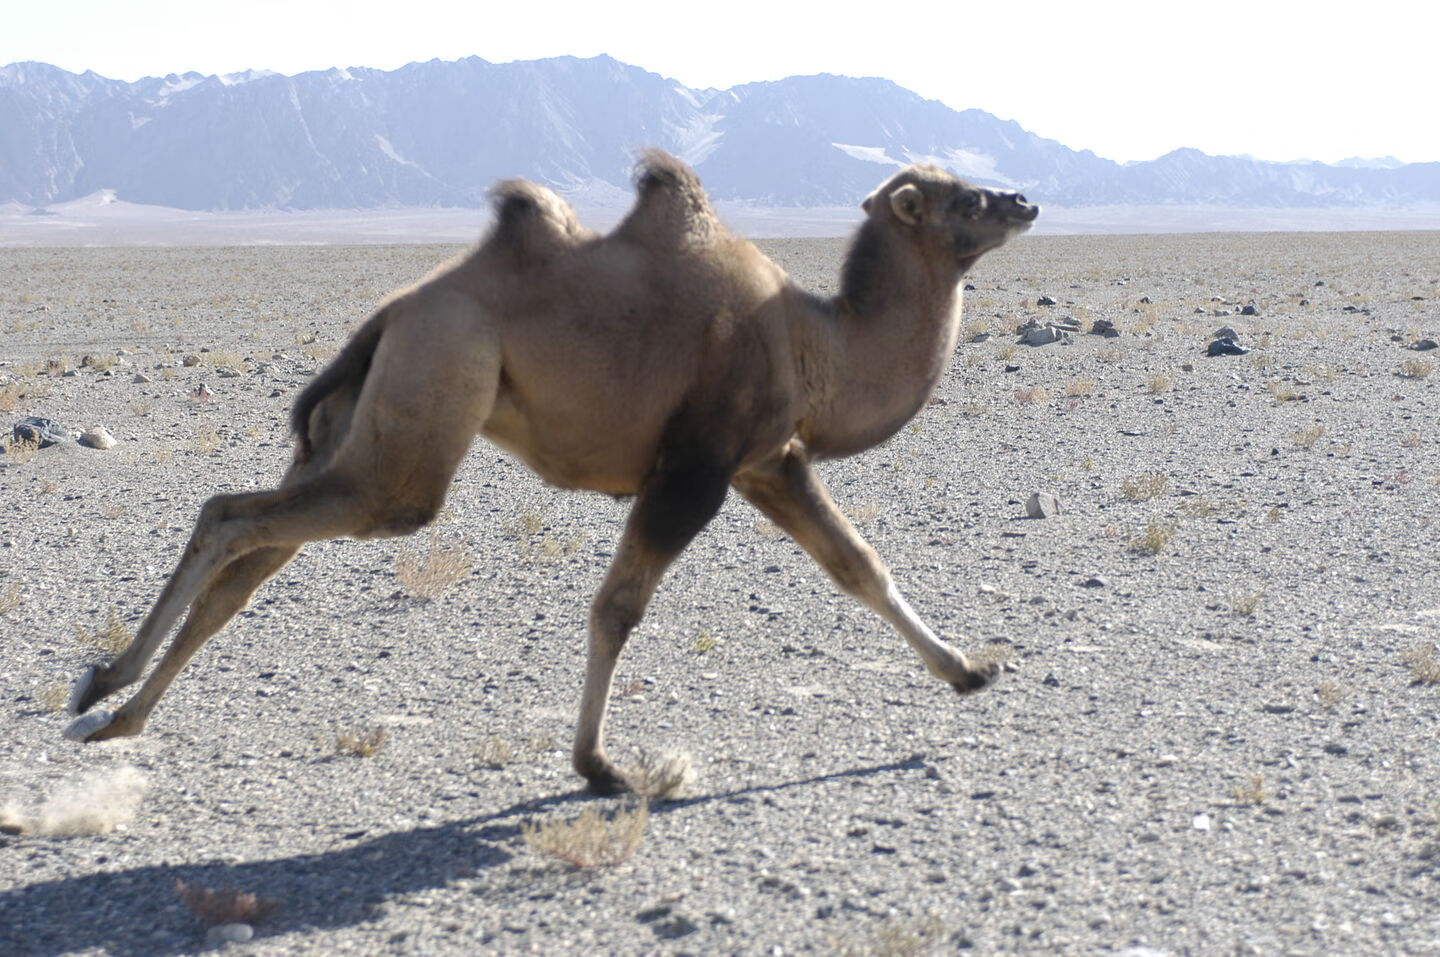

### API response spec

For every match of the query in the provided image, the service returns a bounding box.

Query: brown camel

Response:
[64,151,1039,794]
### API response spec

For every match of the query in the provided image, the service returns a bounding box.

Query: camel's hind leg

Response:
[66,291,501,743]
[66,545,299,741]
[733,444,997,692]
[573,447,733,794]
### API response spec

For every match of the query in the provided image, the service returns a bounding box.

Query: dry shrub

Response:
[475,736,516,768]
[1232,773,1268,805]
[1012,386,1049,405]
[175,880,279,927]
[1229,591,1264,616]
[1402,645,1440,685]
[1,435,41,463]
[1400,358,1433,379]
[0,583,21,615]
[1292,425,1325,449]
[844,502,880,526]
[335,726,388,757]
[624,751,695,800]
[970,641,1014,670]
[1129,521,1175,555]
[837,912,946,957]
[1121,473,1169,502]
[76,607,133,655]
[1146,371,1173,393]
[523,801,650,868]
[753,519,785,541]
[0,380,24,413]
[1064,377,1095,396]
[0,766,147,836]
[395,532,471,600]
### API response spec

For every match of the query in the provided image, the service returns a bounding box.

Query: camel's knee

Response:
[589,585,646,653]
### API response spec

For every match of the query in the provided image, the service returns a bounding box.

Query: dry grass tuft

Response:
[1064,377,1095,396]
[1176,495,1213,518]
[1314,680,1349,708]
[844,502,880,526]
[754,519,785,541]
[335,726,389,757]
[0,583,21,615]
[691,628,718,653]
[175,880,280,927]
[1232,773,1269,805]
[1266,380,1299,402]
[475,735,516,768]
[1291,425,1325,449]
[1013,386,1049,405]
[0,380,25,413]
[523,800,650,869]
[36,681,71,712]
[838,912,946,957]
[1129,521,1176,555]
[76,607,133,655]
[1229,590,1265,617]
[395,532,471,600]
[1402,645,1440,685]
[624,750,695,800]
[1,435,41,463]
[1121,473,1169,502]
[0,766,147,836]
[1146,371,1173,393]
[1400,357,1434,379]
[193,422,221,455]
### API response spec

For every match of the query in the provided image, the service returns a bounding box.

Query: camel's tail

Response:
[289,311,386,462]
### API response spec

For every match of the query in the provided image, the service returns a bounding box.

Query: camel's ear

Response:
[861,190,875,214]
[889,184,925,225]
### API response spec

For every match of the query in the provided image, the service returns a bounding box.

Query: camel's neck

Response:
[796,224,966,459]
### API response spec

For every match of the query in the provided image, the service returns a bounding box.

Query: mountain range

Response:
[2,55,1437,213]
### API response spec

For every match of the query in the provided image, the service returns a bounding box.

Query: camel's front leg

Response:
[574,454,732,794]
[733,444,996,693]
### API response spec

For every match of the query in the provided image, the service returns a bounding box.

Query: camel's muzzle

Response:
[994,191,1039,225]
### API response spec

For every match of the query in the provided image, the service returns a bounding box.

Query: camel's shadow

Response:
[0,757,924,956]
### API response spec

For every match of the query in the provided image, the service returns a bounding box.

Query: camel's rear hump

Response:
[613,149,721,247]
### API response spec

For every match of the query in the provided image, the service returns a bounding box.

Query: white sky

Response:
[3,0,1435,165]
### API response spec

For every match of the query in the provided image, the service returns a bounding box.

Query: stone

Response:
[1036,295,1057,306]
[78,427,117,450]
[1206,337,1249,357]
[1241,304,1259,316]
[1409,339,1438,351]
[189,383,215,401]
[1211,325,1240,340]
[1025,492,1062,518]
[182,354,202,367]
[131,372,152,383]
[205,923,254,945]
[1089,318,1120,337]
[1022,325,1069,346]
[11,416,70,448]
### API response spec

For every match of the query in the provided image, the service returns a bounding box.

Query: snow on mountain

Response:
[0,56,1435,211]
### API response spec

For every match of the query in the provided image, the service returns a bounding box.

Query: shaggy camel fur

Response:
[65,151,1038,794]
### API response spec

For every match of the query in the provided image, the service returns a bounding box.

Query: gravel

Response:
[2,233,1438,955]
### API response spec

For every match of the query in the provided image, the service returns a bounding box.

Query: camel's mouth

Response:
[995,191,1040,227]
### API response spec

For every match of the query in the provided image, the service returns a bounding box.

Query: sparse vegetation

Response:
[1229,590,1264,616]
[1121,472,1169,502]
[1146,371,1173,393]
[1013,386,1049,405]
[1266,380,1299,402]
[837,913,947,957]
[395,532,471,600]
[0,583,21,615]
[1400,357,1434,379]
[335,726,389,757]
[175,880,280,927]
[623,750,695,800]
[1,435,40,463]
[523,801,650,869]
[754,519,785,541]
[1402,645,1440,685]
[1315,680,1349,708]
[76,607,133,655]
[1232,773,1268,805]
[1129,521,1176,555]
[1292,425,1325,449]
[844,502,879,526]
[475,735,516,768]
[194,422,222,455]
[691,628,718,653]
[1064,377,1095,396]
[36,680,71,712]
[1176,495,1213,518]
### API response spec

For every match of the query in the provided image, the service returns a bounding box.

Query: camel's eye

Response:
[951,191,984,218]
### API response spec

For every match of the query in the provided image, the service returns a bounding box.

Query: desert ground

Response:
[1,230,1438,955]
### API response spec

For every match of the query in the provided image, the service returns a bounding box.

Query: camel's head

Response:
[862,165,1039,268]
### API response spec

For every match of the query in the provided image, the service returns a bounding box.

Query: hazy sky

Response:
[4,0,1435,165]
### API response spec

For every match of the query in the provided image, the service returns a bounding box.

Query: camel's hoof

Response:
[950,663,1000,695]
[66,666,99,716]
[63,708,117,743]
[583,767,632,797]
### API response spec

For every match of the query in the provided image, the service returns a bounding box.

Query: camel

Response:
[63,150,1039,794]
